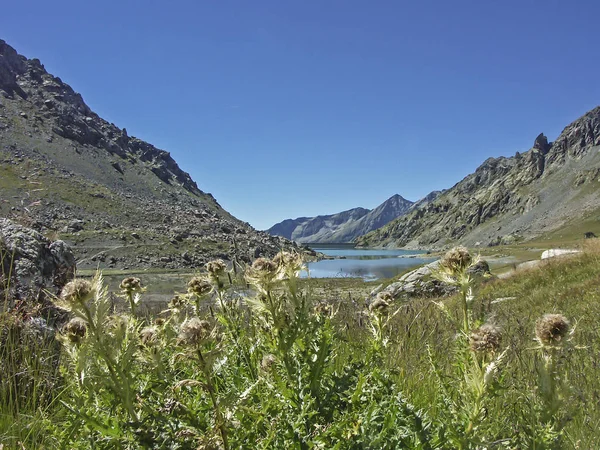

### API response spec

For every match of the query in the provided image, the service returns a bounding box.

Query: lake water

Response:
[304,244,435,280]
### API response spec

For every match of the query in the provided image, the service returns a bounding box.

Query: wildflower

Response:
[119,277,143,294]
[62,317,87,344]
[140,326,159,346]
[187,276,212,297]
[60,279,94,306]
[369,292,391,314]
[469,323,502,354]
[440,246,472,272]
[261,353,277,371]
[535,314,571,346]
[178,318,212,347]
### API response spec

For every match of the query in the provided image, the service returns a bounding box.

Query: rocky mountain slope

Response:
[0,39,306,269]
[357,107,600,249]
[268,194,414,243]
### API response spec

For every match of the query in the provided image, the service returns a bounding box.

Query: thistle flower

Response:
[369,293,391,314]
[60,279,94,306]
[245,258,279,291]
[441,246,472,272]
[273,251,304,279]
[206,260,227,278]
[62,317,87,344]
[469,323,502,354]
[261,353,277,371]
[187,276,212,297]
[120,277,143,294]
[178,318,212,347]
[140,326,159,346]
[535,314,571,346]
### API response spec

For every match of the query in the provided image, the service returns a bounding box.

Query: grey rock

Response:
[0,218,75,308]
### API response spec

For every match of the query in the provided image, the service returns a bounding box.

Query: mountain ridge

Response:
[356,106,600,249]
[0,39,307,269]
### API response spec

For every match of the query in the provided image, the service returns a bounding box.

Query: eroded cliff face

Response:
[0,40,307,269]
[357,107,600,249]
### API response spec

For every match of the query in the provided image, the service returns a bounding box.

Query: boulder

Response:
[382,258,491,299]
[0,218,75,309]
[540,249,581,260]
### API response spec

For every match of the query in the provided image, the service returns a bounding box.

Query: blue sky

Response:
[2,1,599,230]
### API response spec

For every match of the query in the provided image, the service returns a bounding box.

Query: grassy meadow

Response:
[1,243,600,449]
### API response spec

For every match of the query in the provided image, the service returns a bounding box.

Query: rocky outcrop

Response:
[268,194,414,243]
[357,107,600,249]
[0,218,75,307]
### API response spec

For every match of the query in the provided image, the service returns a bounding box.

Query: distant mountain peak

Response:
[267,194,414,243]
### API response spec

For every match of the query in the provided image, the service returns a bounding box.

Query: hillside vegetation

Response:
[2,244,600,448]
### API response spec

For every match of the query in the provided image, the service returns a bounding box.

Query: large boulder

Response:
[382,258,491,299]
[0,218,76,310]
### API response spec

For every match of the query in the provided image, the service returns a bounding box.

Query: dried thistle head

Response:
[120,277,143,294]
[61,279,94,303]
[535,314,571,346]
[441,246,473,272]
[187,276,212,297]
[62,317,87,344]
[178,318,212,347]
[140,326,159,346]
[470,323,502,354]
[154,317,166,327]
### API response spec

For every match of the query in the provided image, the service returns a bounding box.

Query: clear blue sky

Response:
[2,1,599,230]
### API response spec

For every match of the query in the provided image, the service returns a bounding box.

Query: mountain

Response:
[0,39,306,269]
[356,107,600,249]
[268,194,414,243]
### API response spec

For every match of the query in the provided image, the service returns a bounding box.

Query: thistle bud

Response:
[535,314,570,346]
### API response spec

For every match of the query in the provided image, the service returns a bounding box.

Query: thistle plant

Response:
[366,291,399,353]
[428,247,507,448]
[532,314,576,434]
[119,276,145,314]
[175,317,230,449]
